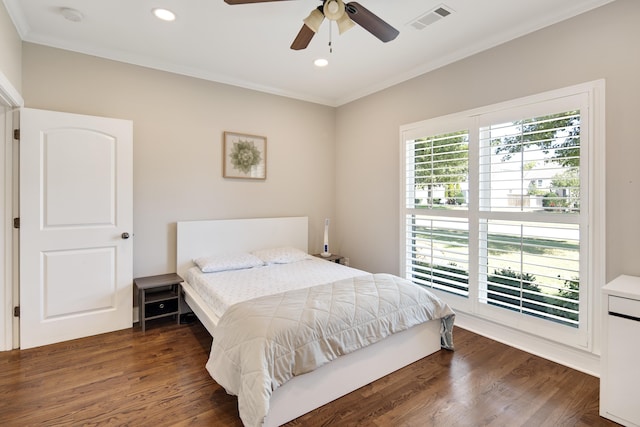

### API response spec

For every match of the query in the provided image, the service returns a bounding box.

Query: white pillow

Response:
[252,246,311,264]
[193,252,264,273]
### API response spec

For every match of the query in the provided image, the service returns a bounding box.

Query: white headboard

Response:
[176,216,308,278]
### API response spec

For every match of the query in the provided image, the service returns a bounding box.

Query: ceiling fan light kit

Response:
[336,11,355,34]
[224,0,398,50]
[303,7,325,33]
[323,0,345,20]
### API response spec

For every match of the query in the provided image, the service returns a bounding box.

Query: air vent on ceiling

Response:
[408,4,453,30]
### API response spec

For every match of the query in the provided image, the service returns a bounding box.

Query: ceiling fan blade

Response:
[346,2,399,43]
[290,24,316,50]
[224,0,293,4]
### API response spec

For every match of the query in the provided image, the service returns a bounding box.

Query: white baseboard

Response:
[455,311,600,377]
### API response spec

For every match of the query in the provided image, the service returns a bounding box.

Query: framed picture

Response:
[223,131,267,180]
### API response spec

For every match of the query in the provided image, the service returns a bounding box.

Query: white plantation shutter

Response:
[478,220,580,327]
[476,107,583,329]
[405,131,469,209]
[405,215,469,297]
[404,129,470,297]
[400,83,603,349]
[479,111,581,214]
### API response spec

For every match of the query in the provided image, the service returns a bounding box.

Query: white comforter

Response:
[206,273,455,427]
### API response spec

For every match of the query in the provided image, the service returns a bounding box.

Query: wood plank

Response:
[0,320,614,426]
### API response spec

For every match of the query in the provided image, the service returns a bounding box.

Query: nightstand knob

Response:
[121,232,130,239]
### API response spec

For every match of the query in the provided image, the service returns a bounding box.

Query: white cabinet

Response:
[601,275,640,427]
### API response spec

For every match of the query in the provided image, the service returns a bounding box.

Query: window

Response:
[400,82,604,349]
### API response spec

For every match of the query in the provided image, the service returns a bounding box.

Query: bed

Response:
[176,216,454,427]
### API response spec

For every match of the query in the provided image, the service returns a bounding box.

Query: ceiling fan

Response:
[223,0,399,50]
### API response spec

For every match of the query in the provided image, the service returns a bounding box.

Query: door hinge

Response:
[14,306,20,317]
[13,217,19,229]
[13,129,20,140]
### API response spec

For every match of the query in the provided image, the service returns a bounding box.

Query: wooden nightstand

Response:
[134,273,182,332]
[312,254,345,264]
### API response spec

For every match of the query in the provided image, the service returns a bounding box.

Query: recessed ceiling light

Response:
[314,58,329,67]
[60,7,83,23]
[152,8,176,22]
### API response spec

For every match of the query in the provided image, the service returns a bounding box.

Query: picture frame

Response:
[223,131,267,180]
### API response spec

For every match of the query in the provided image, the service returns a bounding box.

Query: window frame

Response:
[399,81,605,352]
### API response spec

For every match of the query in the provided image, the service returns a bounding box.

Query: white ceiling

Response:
[4,0,615,106]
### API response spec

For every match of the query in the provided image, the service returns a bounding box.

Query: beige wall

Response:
[0,2,21,92]
[335,0,640,283]
[17,1,638,282]
[22,44,337,277]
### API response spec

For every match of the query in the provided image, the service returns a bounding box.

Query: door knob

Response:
[121,232,130,239]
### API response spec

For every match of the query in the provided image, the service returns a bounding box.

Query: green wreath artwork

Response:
[230,139,262,174]
[223,132,266,179]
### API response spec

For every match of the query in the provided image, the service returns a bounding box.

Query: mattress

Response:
[183,257,368,319]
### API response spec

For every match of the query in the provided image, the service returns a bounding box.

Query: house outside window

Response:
[400,81,605,350]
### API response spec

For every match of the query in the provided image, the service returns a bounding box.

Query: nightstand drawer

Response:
[146,298,178,317]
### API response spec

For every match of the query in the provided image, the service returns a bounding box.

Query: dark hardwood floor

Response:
[0,318,614,426]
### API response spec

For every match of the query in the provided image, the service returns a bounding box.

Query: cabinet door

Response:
[604,314,640,426]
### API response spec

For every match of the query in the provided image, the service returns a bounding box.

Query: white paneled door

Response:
[19,108,133,349]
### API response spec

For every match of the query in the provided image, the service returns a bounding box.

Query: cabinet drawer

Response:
[609,295,640,319]
[146,298,178,317]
